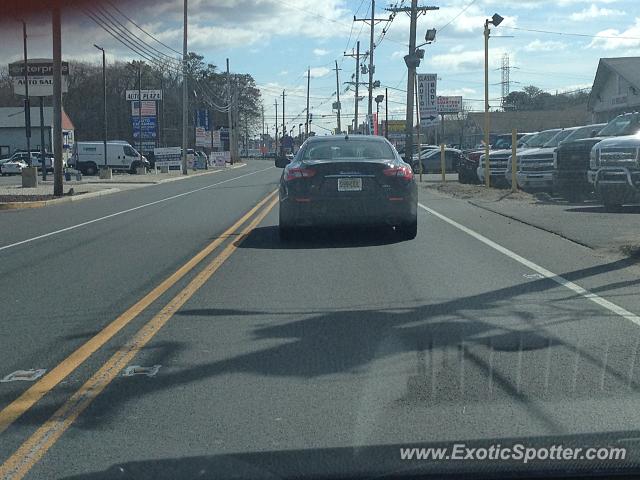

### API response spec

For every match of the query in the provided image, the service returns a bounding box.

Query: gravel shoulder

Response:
[420,181,640,260]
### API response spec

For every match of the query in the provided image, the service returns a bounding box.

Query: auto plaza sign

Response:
[9,59,69,96]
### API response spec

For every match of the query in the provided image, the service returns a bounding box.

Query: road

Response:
[1,159,640,479]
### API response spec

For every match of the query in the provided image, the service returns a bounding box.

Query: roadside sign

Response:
[437,96,462,114]
[132,116,157,138]
[195,127,212,147]
[131,101,157,116]
[126,89,163,101]
[417,73,438,126]
[154,146,182,168]
[9,59,69,96]
[210,151,230,166]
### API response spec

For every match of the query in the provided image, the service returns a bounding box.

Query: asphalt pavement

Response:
[2,159,640,479]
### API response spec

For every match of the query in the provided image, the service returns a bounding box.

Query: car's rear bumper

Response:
[280,194,417,227]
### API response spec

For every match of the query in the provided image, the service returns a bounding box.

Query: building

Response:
[588,57,640,123]
[0,107,75,158]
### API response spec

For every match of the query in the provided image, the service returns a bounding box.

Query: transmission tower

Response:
[500,53,511,110]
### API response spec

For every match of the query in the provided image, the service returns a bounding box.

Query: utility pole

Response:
[343,41,360,133]
[94,44,107,175]
[385,87,388,139]
[261,104,265,155]
[334,60,341,134]
[387,1,439,164]
[137,62,143,166]
[305,68,310,138]
[21,20,31,166]
[233,80,239,161]
[181,0,188,174]
[226,58,233,164]
[354,1,387,117]
[282,89,286,154]
[274,99,278,155]
[52,2,63,196]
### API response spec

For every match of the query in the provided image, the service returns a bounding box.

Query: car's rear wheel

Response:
[279,206,296,241]
[84,162,97,176]
[397,217,417,240]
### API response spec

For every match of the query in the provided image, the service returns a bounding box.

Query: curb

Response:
[0,163,248,211]
[0,188,121,210]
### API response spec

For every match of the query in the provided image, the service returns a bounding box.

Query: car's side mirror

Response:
[275,156,290,168]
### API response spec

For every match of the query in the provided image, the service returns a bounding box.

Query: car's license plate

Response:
[337,177,362,191]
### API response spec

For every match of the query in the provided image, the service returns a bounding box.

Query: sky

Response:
[1,0,640,134]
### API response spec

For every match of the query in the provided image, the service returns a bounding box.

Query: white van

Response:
[70,141,149,175]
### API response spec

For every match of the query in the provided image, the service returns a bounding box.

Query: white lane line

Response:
[418,202,640,328]
[0,166,275,253]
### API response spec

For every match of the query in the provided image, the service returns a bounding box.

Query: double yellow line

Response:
[0,190,279,480]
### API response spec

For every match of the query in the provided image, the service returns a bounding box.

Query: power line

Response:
[503,25,640,40]
[437,0,477,33]
[105,0,182,56]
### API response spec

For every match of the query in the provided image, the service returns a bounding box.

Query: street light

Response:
[483,13,503,188]
[375,94,384,135]
[298,123,303,141]
[94,44,108,175]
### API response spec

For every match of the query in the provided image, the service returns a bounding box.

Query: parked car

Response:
[555,113,640,200]
[411,148,465,174]
[589,135,640,211]
[6,151,39,167]
[505,127,579,191]
[458,150,483,184]
[397,144,438,161]
[70,141,150,175]
[1,159,28,175]
[276,135,418,240]
[477,132,541,187]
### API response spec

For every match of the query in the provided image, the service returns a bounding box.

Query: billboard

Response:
[437,96,463,113]
[9,59,69,96]
[417,73,438,126]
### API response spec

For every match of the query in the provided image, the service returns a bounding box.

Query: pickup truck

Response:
[589,135,640,211]
[554,113,640,200]
[505,128,578,191]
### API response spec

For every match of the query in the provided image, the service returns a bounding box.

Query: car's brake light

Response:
[384,165,413,181]
[284,167,316,181]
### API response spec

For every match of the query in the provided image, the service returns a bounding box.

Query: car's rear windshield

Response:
[300,139,396,160]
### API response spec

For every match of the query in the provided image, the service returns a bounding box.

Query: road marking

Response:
[0,189,278,436]
[0,166,274,253]
[419,202,640,327]
[0,195,278,480]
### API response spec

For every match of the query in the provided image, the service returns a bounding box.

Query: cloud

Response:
[309,67,331,78]
[570,4,624,20]
[313,48,330,56]
[523,39,568,51]
[588,18,640,50]
[429,48,508,72]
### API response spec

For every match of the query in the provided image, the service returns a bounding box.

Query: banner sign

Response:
[126,89,163,101]
[196,109,210,130]
[195,127,212,147]
[417,73,438,126]
[437,96,462,113]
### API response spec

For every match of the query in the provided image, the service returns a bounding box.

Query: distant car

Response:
[1,159,28,175]
[411,148,465,174]
[276,135,418,240]
[286,152,294,161]
[397,144,438,161]
[458,150,483,184]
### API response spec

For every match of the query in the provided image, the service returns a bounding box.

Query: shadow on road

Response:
[4,255,640,436]
[564,205,640,214]
[237,225,404,249]
[59,430,640,479]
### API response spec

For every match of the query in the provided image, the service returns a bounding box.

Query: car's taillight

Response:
[384,165,413,181]
[284,167,316,181]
